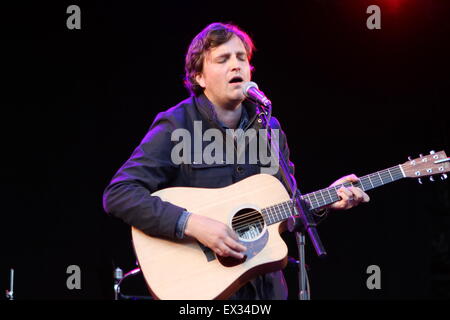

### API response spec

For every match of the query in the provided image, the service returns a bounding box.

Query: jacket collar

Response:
[193,93,260,130]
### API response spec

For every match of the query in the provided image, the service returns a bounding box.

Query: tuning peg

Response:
[418,178,422,184]
[408,156,412,161]
[429,176,435,182]
[441,173,448,180]
[419,154,423,158]
[430,150,436,155]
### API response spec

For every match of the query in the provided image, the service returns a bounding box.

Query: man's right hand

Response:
[184,213,247,259]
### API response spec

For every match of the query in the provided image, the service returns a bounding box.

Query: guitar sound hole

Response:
[232,208,265,241]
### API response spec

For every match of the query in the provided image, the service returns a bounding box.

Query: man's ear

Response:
[195,73,206,89]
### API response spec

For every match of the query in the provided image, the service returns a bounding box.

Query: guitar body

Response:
[132,173,290,300]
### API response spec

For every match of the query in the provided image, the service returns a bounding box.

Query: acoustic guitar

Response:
[132,151,449,300]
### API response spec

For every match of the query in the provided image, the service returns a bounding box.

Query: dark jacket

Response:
[103,93,295,299]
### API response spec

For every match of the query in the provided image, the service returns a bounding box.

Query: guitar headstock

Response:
[401,150,449,183]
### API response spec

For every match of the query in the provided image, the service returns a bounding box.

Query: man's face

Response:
[195,35,251,109]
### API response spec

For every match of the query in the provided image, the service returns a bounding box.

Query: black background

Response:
[1,0,449,300]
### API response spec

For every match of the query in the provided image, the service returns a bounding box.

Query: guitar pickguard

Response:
[216,229,269,267]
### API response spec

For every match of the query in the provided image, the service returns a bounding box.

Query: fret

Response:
[270,205,277,222]
[291,200,299,215]
[329,186,339,203]
[382,170,392,183]
[320,189,329,204]
[283,201,294,217]
[263,208,269,224]
[364,176,374,190]
[387,168,394,181]
[268,209,274,224]
[312,191,320,208]
[309,192,318,209]
[275,205,281,221]
[379,171,388,183]
[384,169,394,182]
[357,179,365,191]
[278,203,285,220]
[275,203,283,220]
[326,188,333,202]
[304,194,313,210]
[263,208,272,224]
[271,207,276,223]
[387,169,396,180]
[332,187,340,202]
[398,164,406,178]
[325,188,335,206]
[361,177,371,190]
[261,208,268,224]
[279,204,286,220]
[280,202,288,218]
[274,204,281,221]
[370,172,383,187]
[302,194,312,210]
[268,207,276,223]
[366,176,375,189]
[377,171,385,184]
[325,189,333,204]
[394,165,404,179]
[275,203,284,221]
[312,191,320,209]
[269,208,277,223]
[318,190,327,207]
[281,202,289,219]
[270,205,279,222]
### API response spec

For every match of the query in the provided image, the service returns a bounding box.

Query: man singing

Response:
[103,22,369,299]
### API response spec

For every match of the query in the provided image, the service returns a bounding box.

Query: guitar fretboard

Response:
[261,165,405,225]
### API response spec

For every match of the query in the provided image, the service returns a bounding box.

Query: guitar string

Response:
[230,183,354,224]
[232,183,362,227]
[234,198,400,232]
[223,167,404,229]
[231,178,378,224]
[231,170,403,229]
[234,170,409,234]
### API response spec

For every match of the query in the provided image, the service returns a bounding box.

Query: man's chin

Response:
[229,91,245,103]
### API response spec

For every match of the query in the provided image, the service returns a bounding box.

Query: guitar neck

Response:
[301,164,405,210]
[261,164,405,225]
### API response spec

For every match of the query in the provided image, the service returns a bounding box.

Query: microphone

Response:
[242,81,272,107]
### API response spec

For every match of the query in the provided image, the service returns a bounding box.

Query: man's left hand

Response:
[326,174,370,210]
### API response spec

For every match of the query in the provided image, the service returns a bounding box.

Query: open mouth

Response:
[229,76,244,84]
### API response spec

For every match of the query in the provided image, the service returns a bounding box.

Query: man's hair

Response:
[184,22,255,96]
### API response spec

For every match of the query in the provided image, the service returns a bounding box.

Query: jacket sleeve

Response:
[102,113,185,240]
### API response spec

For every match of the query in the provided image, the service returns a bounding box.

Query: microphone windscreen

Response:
[242,81,259,96]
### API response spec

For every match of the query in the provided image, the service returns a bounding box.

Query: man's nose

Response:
[229,55,241,71]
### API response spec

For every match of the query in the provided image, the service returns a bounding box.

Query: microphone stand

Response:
[254,102,327,300]
[5,268,14,300]
[114,267,152,300]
